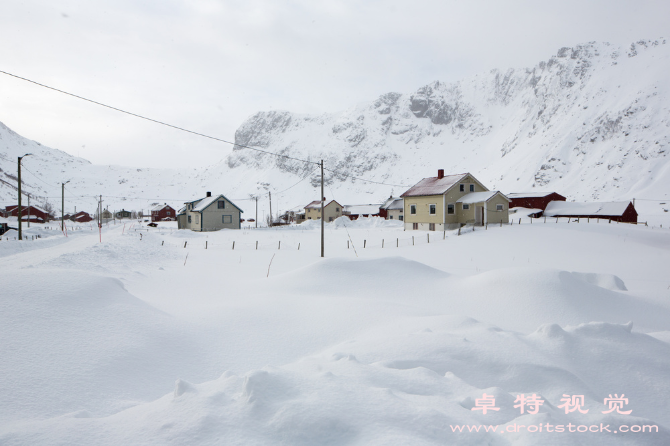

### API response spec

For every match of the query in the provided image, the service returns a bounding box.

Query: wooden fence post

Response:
[256,241,258,250]
[364,240,366,248]
[458,227,461,236]
[206,241,208,249]
[232,241,235,250]
[412,236,414,245]
[278,241,281,250]
[298,243,300,250]
[184,241,187,248]
[382,239,384,248]
[427,233,429,243]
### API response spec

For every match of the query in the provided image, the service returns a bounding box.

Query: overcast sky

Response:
[1,0,668,169]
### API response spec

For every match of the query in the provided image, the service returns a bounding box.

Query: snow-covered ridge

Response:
[225,38,670,202]
[1,38,669,216]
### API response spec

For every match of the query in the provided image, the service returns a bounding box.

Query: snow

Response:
[342,204,381,215]
[456,191,505,204]
[400,173,468,197]
[507,192,561,198]
[544,201,631,217]
[1,216,669,444]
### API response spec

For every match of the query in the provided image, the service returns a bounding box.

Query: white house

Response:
[177,192,243,231]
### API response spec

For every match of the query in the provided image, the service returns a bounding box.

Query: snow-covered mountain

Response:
[225,38,670,203]
[1,38,669,217]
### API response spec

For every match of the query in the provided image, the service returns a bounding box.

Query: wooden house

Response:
[178,192,243,231]
[304,199,343,222]
[400,170,510,230]
[151,204,176,222]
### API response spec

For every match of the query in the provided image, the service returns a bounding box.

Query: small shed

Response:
[543,201,637,223]
[507,192,566,210]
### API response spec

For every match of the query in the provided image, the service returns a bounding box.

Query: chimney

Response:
[206,191,212,197]
[437,169,444,179]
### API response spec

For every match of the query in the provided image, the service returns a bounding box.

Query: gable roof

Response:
[305,200,342,210]
[383,198,404,210]
[457,191,510,204]
[188,194,243,213]
[400,173,472,197]
[544,201,633,217]
[507,192,564,199]
[151,204,174,212]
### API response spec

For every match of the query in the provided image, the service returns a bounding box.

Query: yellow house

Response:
[305,200,343,222]
[400,170,510,230]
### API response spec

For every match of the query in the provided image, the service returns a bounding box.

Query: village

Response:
[1,169,640,238]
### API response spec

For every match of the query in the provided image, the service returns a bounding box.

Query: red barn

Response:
[151,204,176,222]
[507,192,566,210]
[544,201,638,223]
[5,205,50,223]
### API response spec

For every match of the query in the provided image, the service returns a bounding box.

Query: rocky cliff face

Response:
[224,39,670,202]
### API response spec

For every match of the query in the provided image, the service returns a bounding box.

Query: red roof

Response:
[400,173,469,197]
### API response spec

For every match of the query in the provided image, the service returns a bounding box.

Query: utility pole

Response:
[17,153,31,241]
[255,196,258,228]
[321,160,324,257]
[61,181,69,232]
[98,195,103,243]
[268,191,272,227]
[27,194,30,228]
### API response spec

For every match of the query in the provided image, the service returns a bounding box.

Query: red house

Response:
[151,204,176,222]
[71,211,93,223]
[5,205,51,223]
[507,192,566,210]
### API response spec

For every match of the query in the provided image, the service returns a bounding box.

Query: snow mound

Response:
[0,269,204,421]
[272,257,448,295]
[567,271,627,291]
[443,268,669,333]
[5,316,669,445]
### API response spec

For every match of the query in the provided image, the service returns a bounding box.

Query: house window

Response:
[459,184,465,192]
[335,208,340,212]
[410,204,417,215]
[463,204,470,210]
[166,211,171,216]
[496,204,504,211]
[470,184,475,192]
[187,215,192,223]
[218,201,225,209]
[412,223,418,230]
[429,223,435,231]
[329,217,333,222]
[429,204,436,215]
[389,215,393,219]
[399,215,403,221]
[222,215,232,224]
[447,204,454,214]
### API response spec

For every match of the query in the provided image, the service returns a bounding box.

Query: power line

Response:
[0,69,318,166]
[1,69,411,189]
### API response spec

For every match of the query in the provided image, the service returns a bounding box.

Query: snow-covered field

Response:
[1,217,669,445]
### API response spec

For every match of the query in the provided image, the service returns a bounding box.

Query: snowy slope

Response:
[1,219,669,444]
[224,38,670,204]
[1,38,669,219]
